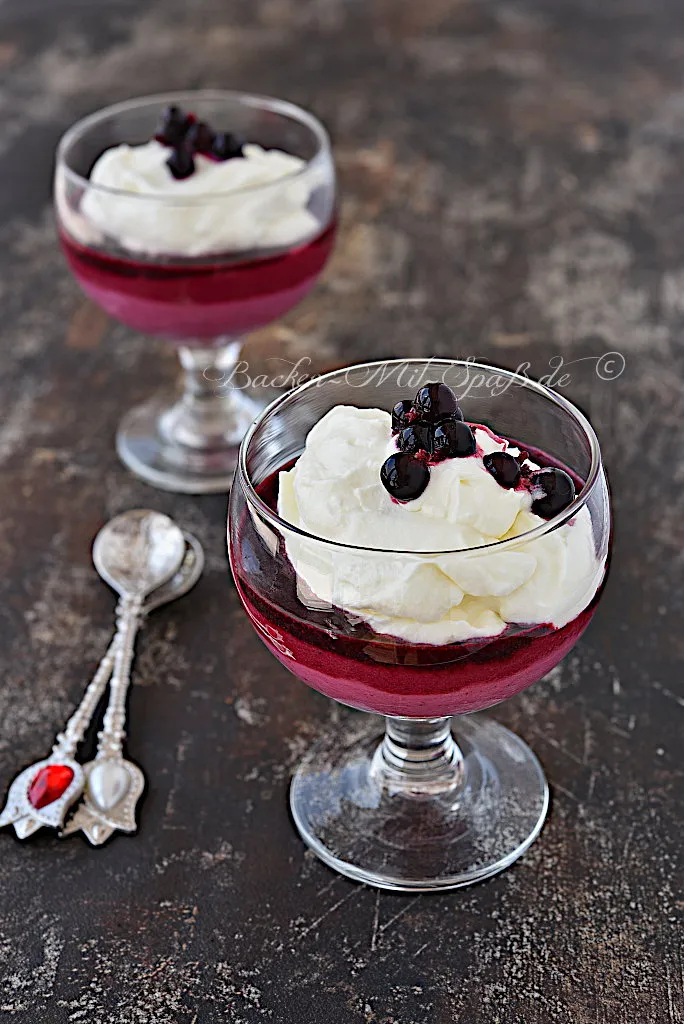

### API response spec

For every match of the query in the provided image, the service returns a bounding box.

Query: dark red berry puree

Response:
[60,219,336,342]
[230,446,606,718]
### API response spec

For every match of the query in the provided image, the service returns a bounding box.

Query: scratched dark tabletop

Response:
[0,0,682,1021]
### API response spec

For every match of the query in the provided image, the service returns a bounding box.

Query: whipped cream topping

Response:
[69,141,321,257]
[277,406,603,645]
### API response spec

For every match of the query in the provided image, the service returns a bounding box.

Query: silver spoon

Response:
[0,511,186,840]
[68,510,185,845]
[0,534,203,840]
[62,532,204,844]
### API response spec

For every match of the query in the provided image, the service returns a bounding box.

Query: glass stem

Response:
[158,340,254,451]
[372,717,463,795]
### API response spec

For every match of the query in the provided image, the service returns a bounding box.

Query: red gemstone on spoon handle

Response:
[27,765,74,809]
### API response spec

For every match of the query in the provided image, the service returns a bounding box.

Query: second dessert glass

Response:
[228,359,612,891]
[55,90,336,493]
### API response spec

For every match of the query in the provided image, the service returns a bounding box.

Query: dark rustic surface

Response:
[0,0,682,1021]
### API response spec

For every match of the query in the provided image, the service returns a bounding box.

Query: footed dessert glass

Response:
[228,360,611,890]
[55,91,336,493]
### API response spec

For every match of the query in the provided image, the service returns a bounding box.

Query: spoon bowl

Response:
[144,532,204,614]
[93,509,186,599]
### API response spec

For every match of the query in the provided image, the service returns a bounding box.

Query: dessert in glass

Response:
[228,359,611,891]
[55,91,336,493]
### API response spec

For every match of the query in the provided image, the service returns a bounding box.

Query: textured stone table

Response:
[0,0,682,1020]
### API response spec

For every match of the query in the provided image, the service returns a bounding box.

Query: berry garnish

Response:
[530,468,576,519]
[185,121,216,154]
[433,420,476,459]
[413,383,463,424]
[483,451,521,489]
[166,147,195,180]
[212,131,244,160]
[154,106,243,177]
[155,105,192,148]
[398,424,433,455]
[381,453,430,502]
[392,399,413,432]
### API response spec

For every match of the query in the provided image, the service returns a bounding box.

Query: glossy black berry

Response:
[413,383,463,424]
[392,399,413,432]
[483,451,521,489]
[155,105,191,148]
[381,453,430,502]
[185,121,216,154]
[212,131,244,160]
[398,424,433,455]
[166,147,195,180]
[530,468,576,519]
[433,420,475,459]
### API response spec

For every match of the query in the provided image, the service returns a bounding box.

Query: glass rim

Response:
[237,358,604,556]
[55,89,332,205]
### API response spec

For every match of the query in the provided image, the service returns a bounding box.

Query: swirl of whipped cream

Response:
[65,141,322,257]
[277,406,604,645]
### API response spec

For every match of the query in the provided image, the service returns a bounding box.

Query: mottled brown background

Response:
[0,0,682,1021]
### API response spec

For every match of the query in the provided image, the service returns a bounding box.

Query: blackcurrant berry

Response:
[212,132,244,160]
[380,453,430,501]
[483,451,521,489]
[413,382,463,423]
[433,420,476,459]
[155,105,191,148]
[166,148,195,180]
[185,121,216,154]
[530,468,576,519]
[392,399,413,432]
[397,424,433,455]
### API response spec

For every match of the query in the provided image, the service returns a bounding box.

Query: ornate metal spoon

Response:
[0,511,186,840]
[61,510,186,845]
[62,532,204,844]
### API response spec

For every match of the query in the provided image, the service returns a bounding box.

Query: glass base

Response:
[117,391,261,494]
[290,714,549,892]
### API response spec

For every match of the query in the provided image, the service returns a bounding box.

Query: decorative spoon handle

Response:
[62,595,146,845]
[52,639,117,760]
[97,595,143,757]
